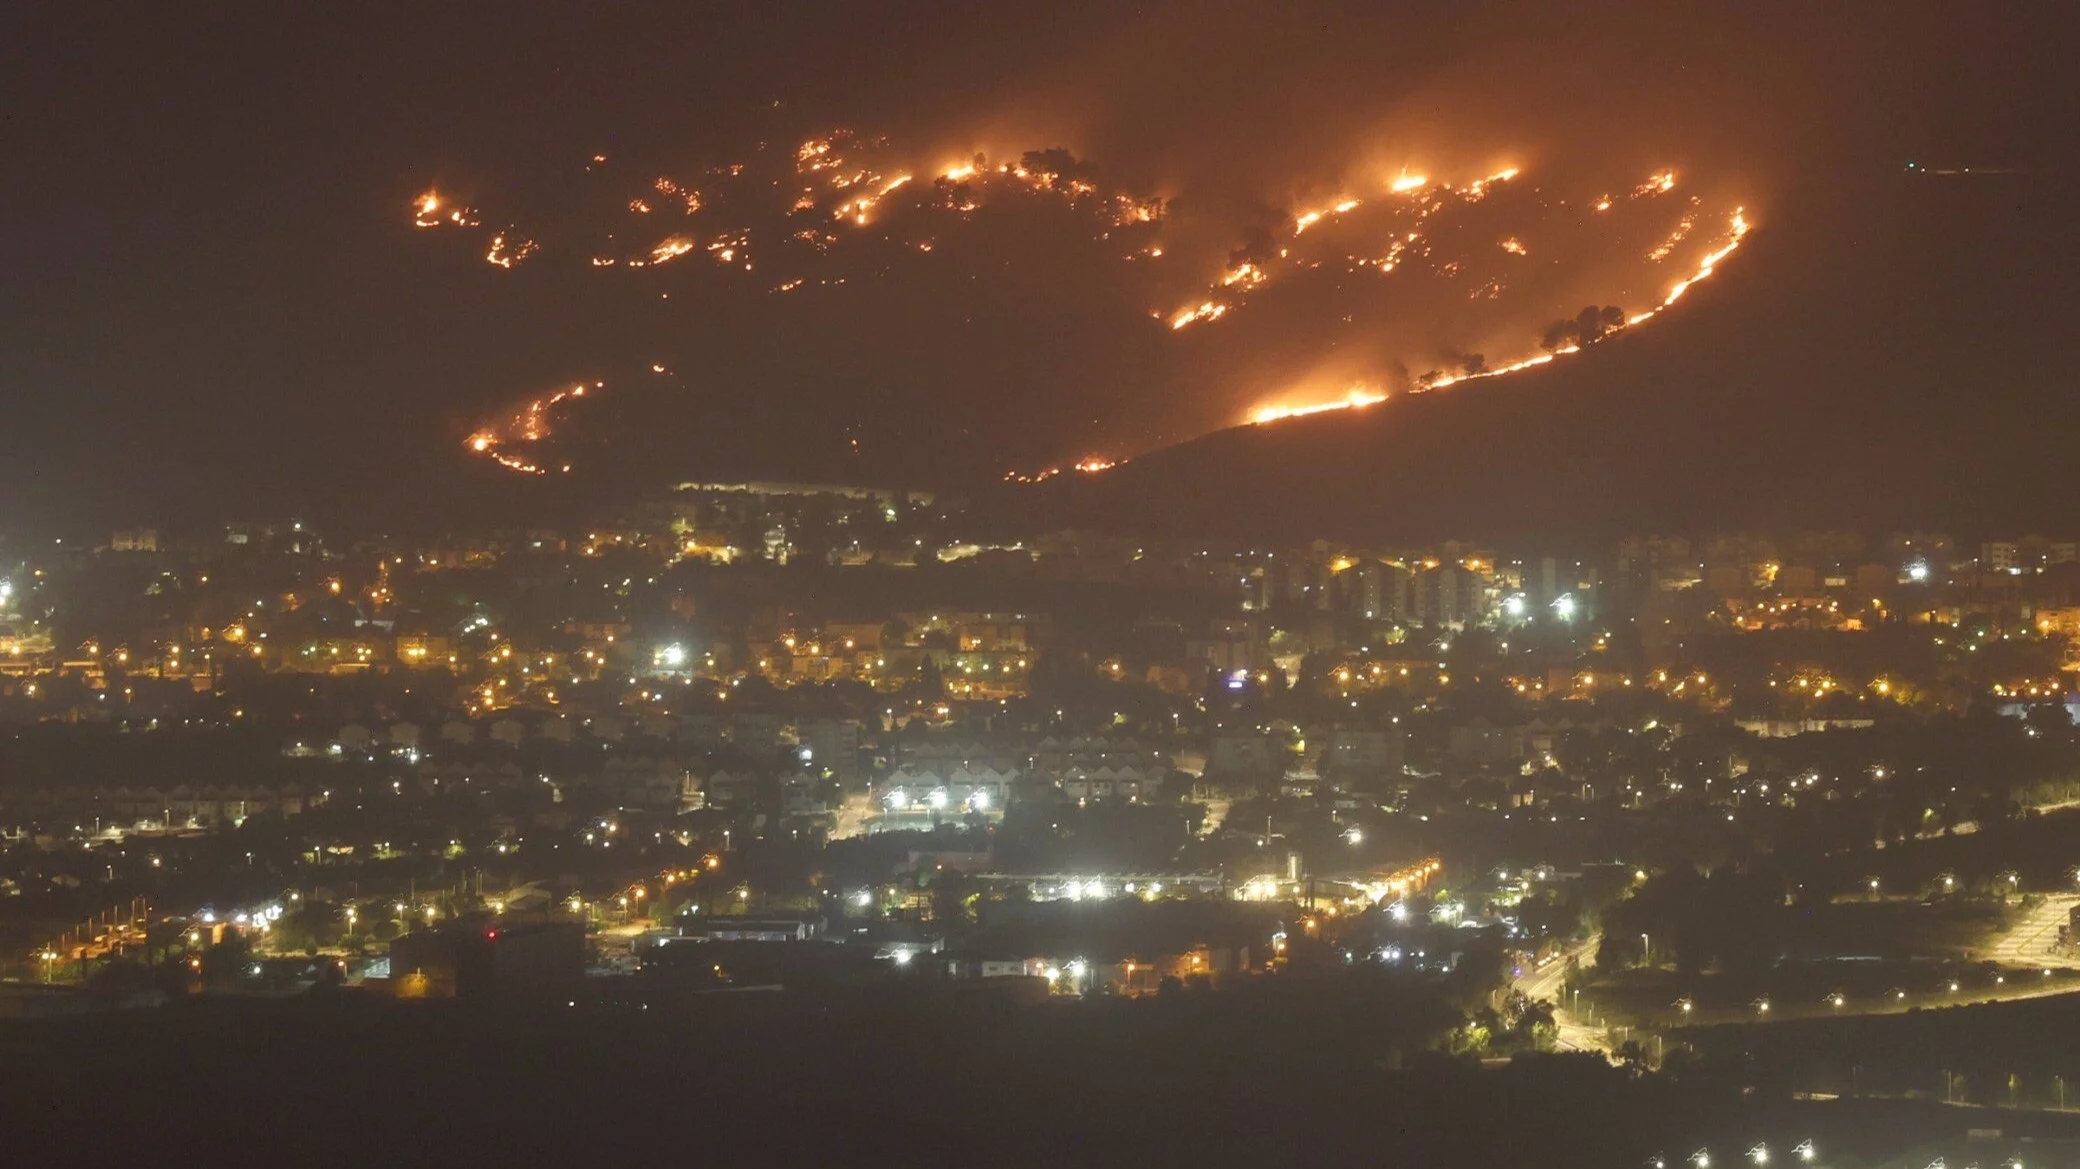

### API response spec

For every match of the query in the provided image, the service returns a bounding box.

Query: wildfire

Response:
[1170,302,1228,329]
[414,133,1749,481]
[415,131,1167,292]
[1250,386,1389,424]
[1221,262,1267,289]
[484,233,538,268]
[1647,203,1701,261]
[1239,206,1753,424]
[464,382,600,474]
[1294,197,1365,236]
[1004,456,1123,483]
[1458,168,1519,200]
[706,232,748,265]
[412,190,477,229]
[1168,163,1525,330]
[1632,170,1678,197]
[649,236,696,264]
[653,178,701,213]
[1648,208,1748,311]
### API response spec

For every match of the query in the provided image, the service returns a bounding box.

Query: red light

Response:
[485,930,498,940]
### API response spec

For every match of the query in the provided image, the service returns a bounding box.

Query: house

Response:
[1325,729,1404,782]
[600,758,689,810]
[1060,764,1152,802]
[701,769,763,810]
[1205,734,1288,781]
[881,764,1016,818]
[797,717,862,781]
[683,913,825,942]
[1447,718,1523,765]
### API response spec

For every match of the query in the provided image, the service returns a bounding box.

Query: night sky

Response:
[4,2,2075,535]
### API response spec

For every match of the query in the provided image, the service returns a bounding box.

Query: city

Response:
[8,496,2080,1162]
[8,2,2080,1165]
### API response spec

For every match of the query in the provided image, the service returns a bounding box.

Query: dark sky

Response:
[3,2,2075,536]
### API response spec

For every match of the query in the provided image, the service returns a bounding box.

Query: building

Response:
[1205,734,1288,782]
[388,917,584,999]
[1186,620,1264,677]
[1353,561,1409,622]
[1325,729,1405,783]
[798,717,862,782]
[683,913,825,942]
[1447,719,1524,765]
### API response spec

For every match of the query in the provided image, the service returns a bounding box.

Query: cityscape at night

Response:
[5,3,2080,1166]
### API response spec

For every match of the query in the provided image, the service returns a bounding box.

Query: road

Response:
[1984,892,2078,969]
[1516,932,1612,1057]
[830,791,877,840]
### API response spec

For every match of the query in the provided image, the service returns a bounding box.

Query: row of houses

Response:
[0,782,329,827]
[332,713,861,763]
[875,762,1174,825]
[898,734,1173,776]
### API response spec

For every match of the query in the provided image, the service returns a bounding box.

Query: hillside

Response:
[1007,169,2080,547]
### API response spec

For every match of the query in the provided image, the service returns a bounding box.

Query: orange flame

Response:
[1241,207,1752,424]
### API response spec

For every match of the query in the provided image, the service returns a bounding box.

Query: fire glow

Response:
[464,382,597,475]
[1166,164,1526,331]
[419,137,1752,480]
[1242,206,1752,426]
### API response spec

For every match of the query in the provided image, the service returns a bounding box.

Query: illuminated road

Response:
[1985,893,2078,969]
[830,791,877,840]
[1517,933,1611,1057]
